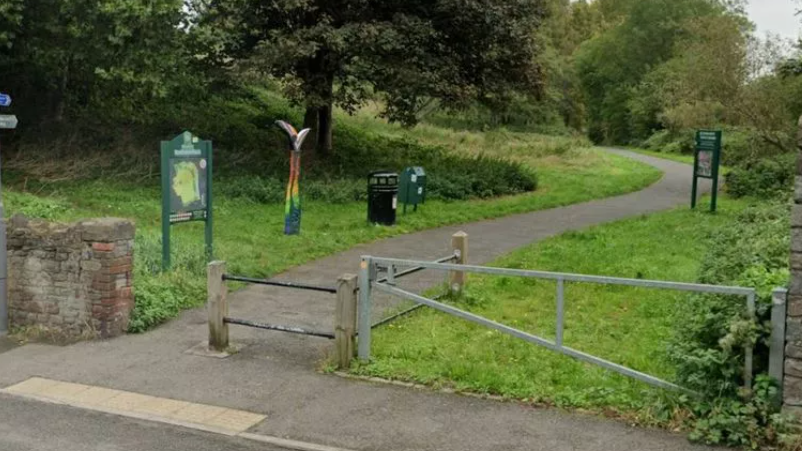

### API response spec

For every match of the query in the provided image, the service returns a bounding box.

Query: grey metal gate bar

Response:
[223,274,337,294]
[366,257,757,296]
[224,317,335,339]
[369,253,458,329]
[358,255,758,393]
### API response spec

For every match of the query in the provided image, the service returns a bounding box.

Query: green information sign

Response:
[691,130,721,212]
[161,131,213,270]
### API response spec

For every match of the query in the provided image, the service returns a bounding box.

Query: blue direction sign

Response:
[0,94,10,107]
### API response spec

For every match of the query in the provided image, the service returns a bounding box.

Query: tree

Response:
[653,14,747,131]
[198,0,548,156]
[0,0,23,51]
[574,0,734,143]
[1,0,191,127]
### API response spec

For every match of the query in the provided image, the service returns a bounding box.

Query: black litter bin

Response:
[368,171,398,225]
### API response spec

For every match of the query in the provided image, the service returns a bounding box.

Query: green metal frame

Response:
[161,132,213,271]
[691,130,721,213]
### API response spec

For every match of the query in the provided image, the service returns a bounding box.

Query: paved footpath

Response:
[0,150,712,451]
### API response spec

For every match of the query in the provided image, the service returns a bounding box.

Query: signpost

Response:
[0,115,17,130]
[691,130,722,213]
[0,93,12,335]
[161,131,213,271]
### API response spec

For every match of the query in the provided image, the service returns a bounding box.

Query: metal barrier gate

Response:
[222,273,340,339]
[206,261,349,354]
[204,234,465,369]
[357,255,758,394]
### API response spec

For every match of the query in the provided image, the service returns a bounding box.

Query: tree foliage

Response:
[574,0,728,143]
[197,0,548,154]
[1,0,194,128]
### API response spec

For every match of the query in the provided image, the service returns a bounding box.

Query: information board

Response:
[692,130,721,212]
[161,131,213,270]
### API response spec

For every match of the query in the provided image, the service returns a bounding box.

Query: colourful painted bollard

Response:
[275,120,311,235]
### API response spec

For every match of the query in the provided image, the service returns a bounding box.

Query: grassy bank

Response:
[5,143,659,331]
[3,97,662,331]
[354,197,750,417]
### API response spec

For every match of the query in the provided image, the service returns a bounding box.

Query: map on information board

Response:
[170,158,207,214]
[696,151,713,178]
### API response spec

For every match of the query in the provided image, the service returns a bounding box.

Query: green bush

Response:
[687,375,790,449]
[331,128,537,200]
[217,126,538,203]
[669,201,792,447]
[725,154,795,199]
[641,129,695,155]
[128,230,207,332]
[127,270,204,333]
[641,127,786,169]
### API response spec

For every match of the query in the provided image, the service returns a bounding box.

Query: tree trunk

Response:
[53,69,69,123]
[317,103,333,156]
[302,106,319,153]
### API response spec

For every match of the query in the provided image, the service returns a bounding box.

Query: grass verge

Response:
[353,196,750,419]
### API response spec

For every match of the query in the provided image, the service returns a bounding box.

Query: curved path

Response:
[0,150,713,451]
[234,148,710,341]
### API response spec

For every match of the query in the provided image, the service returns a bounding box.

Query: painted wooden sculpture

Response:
[275,120,311,235]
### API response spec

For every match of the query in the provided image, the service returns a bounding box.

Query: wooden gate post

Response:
[450,231,468,295]
[208,261,229,352]
[335,273,358,369]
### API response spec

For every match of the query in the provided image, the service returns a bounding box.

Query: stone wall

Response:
[7,215,135,338]
[787,116,802,413]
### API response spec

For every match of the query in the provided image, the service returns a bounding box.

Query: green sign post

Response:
[161,131,213,271]
[691,129,722,213]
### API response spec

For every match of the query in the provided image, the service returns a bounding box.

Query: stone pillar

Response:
[7,216,135,339]
[785,116,802,413]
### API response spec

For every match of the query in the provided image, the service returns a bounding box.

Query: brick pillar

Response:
[785,116,802,413]
[81,219,135,338]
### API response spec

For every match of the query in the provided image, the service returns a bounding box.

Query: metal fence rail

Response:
[223,274,337,294]
[370,253,458,329]
[375,254,458,285]
[358,255,758,393]
[223,317,335,339]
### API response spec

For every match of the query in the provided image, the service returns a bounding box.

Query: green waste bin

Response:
[399,166,426,213]
[368,171,398,225]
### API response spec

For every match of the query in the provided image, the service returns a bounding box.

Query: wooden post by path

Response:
[335,273,358,369]
[450,231,468,295]
[208,261,229,352]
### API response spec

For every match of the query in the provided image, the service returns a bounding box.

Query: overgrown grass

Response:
[354,197,750,416]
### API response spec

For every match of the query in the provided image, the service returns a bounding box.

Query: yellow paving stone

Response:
[99,391,156,412]
[5,377,58,395]
[4,378,268,438]
[203,409,267,433]
[168,403,229,424]
[38,381,92,400]
[130,397,191,417]
[67,386,123,406]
